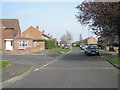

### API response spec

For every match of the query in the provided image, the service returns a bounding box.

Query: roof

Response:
[0,19,21,31]
[14,36,33,40]
[85,36,97,40]
[42,33,52,39]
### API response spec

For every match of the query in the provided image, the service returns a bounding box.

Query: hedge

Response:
[45,40,57,49]
[33,40,57,49]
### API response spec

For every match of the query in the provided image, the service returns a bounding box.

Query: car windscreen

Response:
[87,46,98,49]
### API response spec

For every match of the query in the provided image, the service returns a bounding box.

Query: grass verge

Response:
[109,57,120,65]
[49,48,72,54]
[99,51,112,55]
[0,60,11,69]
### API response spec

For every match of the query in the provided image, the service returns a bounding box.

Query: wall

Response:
[22,26,43,40]
[88,38,98,44]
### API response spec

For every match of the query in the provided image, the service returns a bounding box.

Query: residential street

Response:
[3,47,118,88]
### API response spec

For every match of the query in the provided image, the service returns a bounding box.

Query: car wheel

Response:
[97,53,100,56]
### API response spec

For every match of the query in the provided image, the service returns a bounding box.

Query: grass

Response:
[49,48,72,54]
[109,57,120,65]
[99,51,112,55]
[0,60,11,69]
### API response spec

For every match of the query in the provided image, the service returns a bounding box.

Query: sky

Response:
[1,1,97,42]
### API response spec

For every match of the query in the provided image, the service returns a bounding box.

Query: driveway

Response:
[3,47,118,88]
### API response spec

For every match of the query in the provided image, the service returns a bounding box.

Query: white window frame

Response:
[19,40,28,47]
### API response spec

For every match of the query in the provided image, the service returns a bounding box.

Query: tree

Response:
[60,31,73,45]
[66,31,73,41]
[75,0,120,56]
[60,34,66,44]
[79,33,83,42]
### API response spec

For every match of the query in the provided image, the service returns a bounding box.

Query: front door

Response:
[6,40,13,51]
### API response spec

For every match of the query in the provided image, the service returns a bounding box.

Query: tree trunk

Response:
[118,27,120,57]
[118,29,120,57]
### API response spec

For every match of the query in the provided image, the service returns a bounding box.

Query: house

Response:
[22,26,43,40]
[22,26,54,40]
[0,19,21,51]
[98,35,119,51]
[84,37,98,44]
[0,19,45,53]
[42,33,53,40]
[13,36,45,53]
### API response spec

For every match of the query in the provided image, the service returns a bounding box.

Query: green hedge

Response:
[45,40,57,49]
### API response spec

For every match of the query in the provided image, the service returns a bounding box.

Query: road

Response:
[3,47,118,88]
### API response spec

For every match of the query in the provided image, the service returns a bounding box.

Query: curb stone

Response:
[106,60,120,69]
[0,66,34,88]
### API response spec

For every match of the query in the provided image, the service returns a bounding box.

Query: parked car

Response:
[80,45,88,50]
[62,45,70,49]
[84,45,99,56]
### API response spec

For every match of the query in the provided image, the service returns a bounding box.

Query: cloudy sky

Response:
[1,0,97,42]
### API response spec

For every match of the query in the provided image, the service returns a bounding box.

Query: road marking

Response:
[41,67,116,70]
[34,68,40,71]
[34,53,69,71]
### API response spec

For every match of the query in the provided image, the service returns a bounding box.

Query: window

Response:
[19,41,28,47]
[11,41,13,46]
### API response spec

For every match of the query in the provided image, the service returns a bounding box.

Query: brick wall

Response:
[22,26,43,40]
[88,38,98,44]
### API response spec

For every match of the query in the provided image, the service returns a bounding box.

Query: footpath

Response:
[100,50,119,69]
[0,50,48,88]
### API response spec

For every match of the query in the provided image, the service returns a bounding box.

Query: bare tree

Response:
[60,31,73,45]
[79,33,83,41]
[66,31,73,41]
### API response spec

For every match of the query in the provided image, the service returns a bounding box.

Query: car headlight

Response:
[87,51,91,52]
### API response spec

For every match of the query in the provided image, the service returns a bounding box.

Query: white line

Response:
[34,68,39,71]
[34,53,69,71]
[42,67,116,70]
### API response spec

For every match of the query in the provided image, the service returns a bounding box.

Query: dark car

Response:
[84,45,99,56]
[62,45,69,49]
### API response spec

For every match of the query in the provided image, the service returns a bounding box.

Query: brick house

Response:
[84,37,98,44]
[13,36,45,53]
[22,26,54,40]
[0,19,21,51]
[0,19,45,53]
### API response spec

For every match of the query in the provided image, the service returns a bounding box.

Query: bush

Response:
[45,40,57,49]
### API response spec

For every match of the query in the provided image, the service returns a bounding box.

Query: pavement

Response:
[1,50,63,88]
[1,47,118,88]
[2,62,31,82]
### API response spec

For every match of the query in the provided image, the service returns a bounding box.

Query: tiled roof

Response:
[42,33,52,39]
[14,36,33,40]
[0,19,21,31]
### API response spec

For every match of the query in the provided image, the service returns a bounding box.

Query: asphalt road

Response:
[3,47,118,88]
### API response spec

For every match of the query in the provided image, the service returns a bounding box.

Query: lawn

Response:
[99,51,112,55]
[109,57,120,65]
[49,48,72,54]
[0,60,11,69]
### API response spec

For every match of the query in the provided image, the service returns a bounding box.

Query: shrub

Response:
[45,40,57,49]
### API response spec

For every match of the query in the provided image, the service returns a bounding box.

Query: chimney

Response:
[36,26,39,30]
[42,30,45,33]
